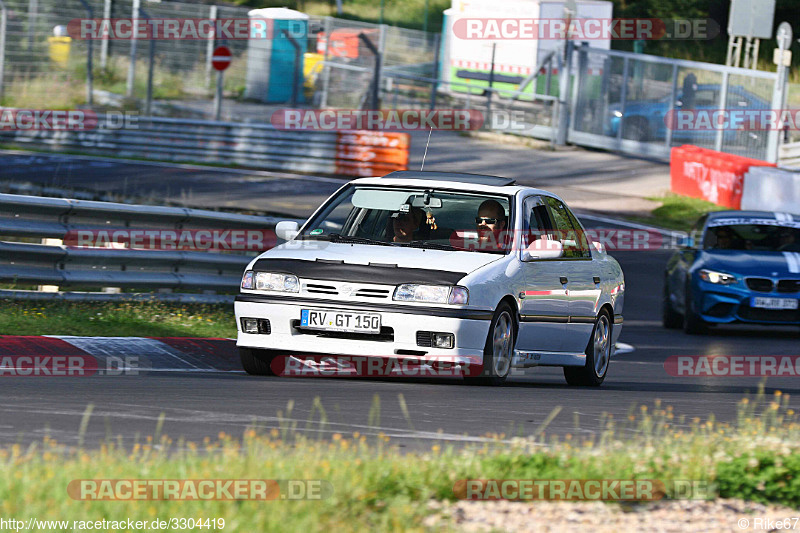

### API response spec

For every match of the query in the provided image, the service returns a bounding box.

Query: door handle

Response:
[593,276,601,284]
[560,276,568,284]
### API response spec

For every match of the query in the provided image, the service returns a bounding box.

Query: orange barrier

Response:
[670,145,776,209]
[335,131,410,177]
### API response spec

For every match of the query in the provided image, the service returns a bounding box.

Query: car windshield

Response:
[300,186,512,254]
[704,222,800,252]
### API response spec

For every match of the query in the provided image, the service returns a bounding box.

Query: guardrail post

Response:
[359,32,381,110]
[205,5,218,89]
[714,71,729,153]
[486,43,496,121]
[664,63,678,150]
[77,0,94,106]
[0,0,6,102]
[555,39,574,146]
[320,16,332,108]
[768,30,790,164]
[126,0,140,98]
[100,0,112,69]
[138,8,155,116]
[27,0,36,51]
[281,29,302,108]
[429,33,440,110]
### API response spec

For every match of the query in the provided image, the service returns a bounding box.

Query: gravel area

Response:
[424,499,800,532]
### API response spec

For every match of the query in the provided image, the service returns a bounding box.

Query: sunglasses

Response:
[475,217,499,224]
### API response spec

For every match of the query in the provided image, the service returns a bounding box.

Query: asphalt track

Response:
[0,155,798,449]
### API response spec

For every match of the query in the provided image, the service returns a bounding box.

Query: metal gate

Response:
[566,44,780,162]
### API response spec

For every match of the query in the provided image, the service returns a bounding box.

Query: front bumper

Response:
[234,294,493,360]
[693,281,800,325]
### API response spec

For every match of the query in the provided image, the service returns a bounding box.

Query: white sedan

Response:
[235,171,625,386]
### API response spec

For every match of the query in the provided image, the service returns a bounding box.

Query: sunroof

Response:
[382,171,516,186]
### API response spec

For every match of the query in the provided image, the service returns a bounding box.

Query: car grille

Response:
[305,283,338,295]
[416,331,433,347]
[737,305,800,323]
[746,278,774,292]
[354,288,391,299]
[706,303,735,318]
[777,280,800,293]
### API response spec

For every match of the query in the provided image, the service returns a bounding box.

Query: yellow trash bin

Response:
[48,36,72,67]
[303,52,324,89]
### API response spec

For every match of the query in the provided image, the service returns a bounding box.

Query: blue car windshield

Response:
[704,224,800,252]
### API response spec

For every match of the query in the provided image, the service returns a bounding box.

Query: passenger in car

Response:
[391,206,424,243]
[476,200,508,250]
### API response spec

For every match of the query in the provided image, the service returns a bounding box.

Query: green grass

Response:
[1,387,800,531]
[629,193,728,232]
[0,299,236,337]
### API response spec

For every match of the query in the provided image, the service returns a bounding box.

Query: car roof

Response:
[707,210,800,220]
[705,210,800,228]
[349,172,551,196]
[383,171,516,186]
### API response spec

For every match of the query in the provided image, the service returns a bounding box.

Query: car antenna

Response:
[420,127,432,171]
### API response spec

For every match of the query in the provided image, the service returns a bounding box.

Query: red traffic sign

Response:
[212,45,232,71]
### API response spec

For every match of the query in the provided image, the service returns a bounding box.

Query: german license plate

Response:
[751,297,799,310]
[300,309,381,334]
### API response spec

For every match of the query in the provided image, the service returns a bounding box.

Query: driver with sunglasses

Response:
[475,200,508,250]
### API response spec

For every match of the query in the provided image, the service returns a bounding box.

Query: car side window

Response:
[544,197,588,259]
[694,89,717,107]
[565,207,592,258]
[522,195,551,238]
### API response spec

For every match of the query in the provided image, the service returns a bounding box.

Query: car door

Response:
[516,195,568,353]
[667,214,706,313]
[543,199,601,353]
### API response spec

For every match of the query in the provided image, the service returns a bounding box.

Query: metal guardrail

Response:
[0,117,409,176]
[0,192,304,300]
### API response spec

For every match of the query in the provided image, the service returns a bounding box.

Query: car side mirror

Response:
[521,239,564,262]
[677,235,694,249]
[275,220,300,241]
[591,241,607,255]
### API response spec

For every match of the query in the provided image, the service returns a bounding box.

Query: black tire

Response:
[239,347,276,376]
[464,302,516,386]
[662,276,683,329]
[564,311,611,387]
[683,283,708,335]
[622,118,649,142]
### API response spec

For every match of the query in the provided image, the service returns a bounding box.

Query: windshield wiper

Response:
[328,234,393,246]
[403,240,459,251]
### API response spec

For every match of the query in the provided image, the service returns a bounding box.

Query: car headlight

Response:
[698,269,737,285]
[244,271,300,293]
[393,284,469,305]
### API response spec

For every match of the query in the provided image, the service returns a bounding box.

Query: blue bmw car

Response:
[663,211,800,334]
[605,84,770,143]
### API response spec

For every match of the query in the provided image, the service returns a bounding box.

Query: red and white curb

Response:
[0,336,240,374]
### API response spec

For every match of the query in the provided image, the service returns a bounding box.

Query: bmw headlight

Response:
[242,271,300,293]
[393,284,469,305]
[698,269,737,285]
